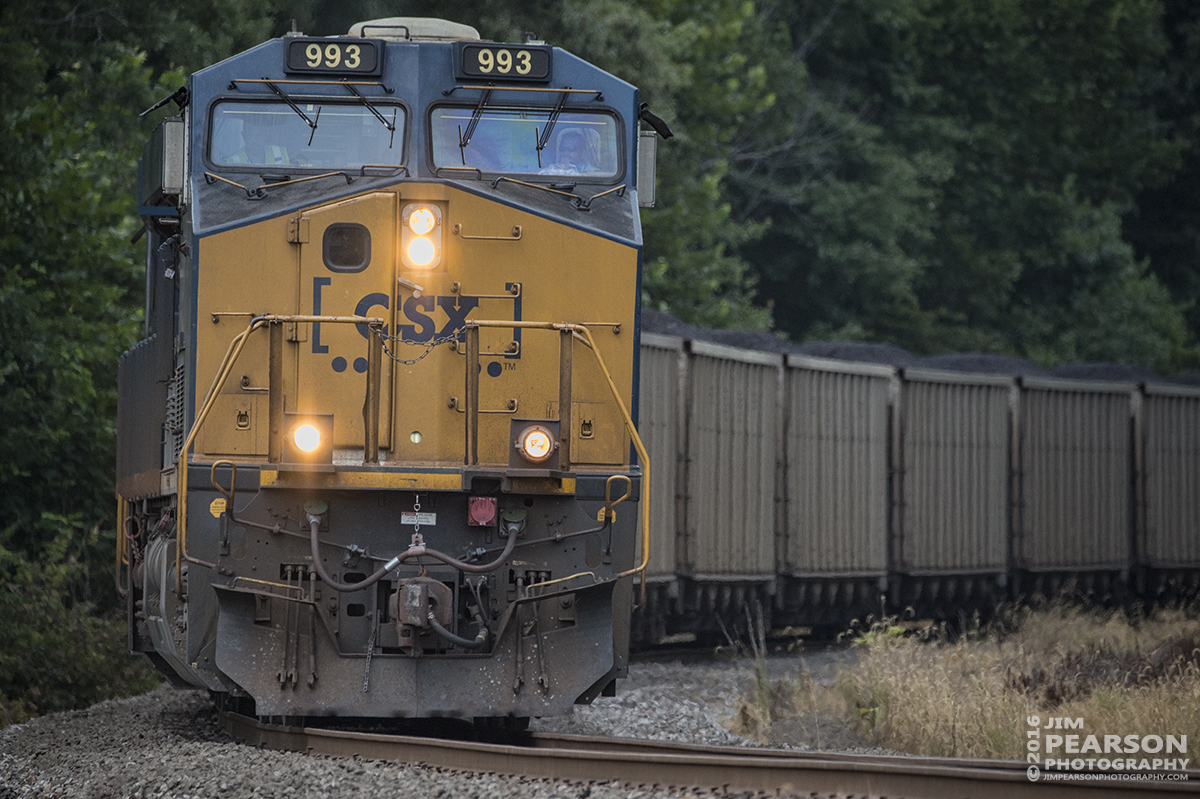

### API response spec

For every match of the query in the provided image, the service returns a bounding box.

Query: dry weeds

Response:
[738,603,1200,758]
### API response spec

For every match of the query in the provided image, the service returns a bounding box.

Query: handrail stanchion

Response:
[176,314,384,599]
[268,322,284,463]
[363,321,382,464]
[559,328,573,471]
[465,325,480,465]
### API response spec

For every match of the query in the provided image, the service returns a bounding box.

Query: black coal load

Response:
[642,308,792,353]
[911,353,1050,377]
[639,309,1185,383]
[792,341,916,367]
[1047,362,1163,383]
[640,307,707,340]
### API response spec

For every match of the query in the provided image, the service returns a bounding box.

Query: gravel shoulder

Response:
[531,651,880,754]
[0,652,877,799]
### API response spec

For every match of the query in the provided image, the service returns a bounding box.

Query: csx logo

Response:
[395,294,479,341]
[311,278,522,371]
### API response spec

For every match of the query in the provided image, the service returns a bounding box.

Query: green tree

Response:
[0,40,147,564]
[1124,0,1200,349]
[0,0,322,721]
[734,0,1199,371]
[0,0,322,580]
[636,0,775,329]
[0,519,159,725]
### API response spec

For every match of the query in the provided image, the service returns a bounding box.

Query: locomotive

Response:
[117,17,667,724]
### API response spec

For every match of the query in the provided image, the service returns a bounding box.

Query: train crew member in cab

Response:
[229,113,292,167]
[540,128,600,175]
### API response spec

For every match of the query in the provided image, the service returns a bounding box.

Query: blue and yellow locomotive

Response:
[117,17,664,724]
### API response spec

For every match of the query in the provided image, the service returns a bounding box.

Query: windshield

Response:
[209,101,405,170]
[430,107,620,179]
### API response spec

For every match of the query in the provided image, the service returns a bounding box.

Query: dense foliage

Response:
[0,0,298,721]
[1,0,1199,720]
[733,0,1200,372]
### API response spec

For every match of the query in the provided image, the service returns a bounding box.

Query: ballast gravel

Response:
[0,654,876,799]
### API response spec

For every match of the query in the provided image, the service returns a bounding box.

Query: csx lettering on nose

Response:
[400,295,480,341]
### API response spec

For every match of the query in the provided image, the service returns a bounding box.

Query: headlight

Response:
[406,237,436,267]
[281,412,334,469]
[408,207,437,235]
[516,425,556,464]
[292,424,321,452]
[401,203,443,270]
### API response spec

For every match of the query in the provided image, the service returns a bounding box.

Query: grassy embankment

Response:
[735,603,1200,759]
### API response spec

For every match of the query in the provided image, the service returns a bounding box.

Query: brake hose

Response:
[308,515,521,592]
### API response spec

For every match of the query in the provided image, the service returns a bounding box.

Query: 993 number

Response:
[305,43,361,69]
[461,44,549,81]
[286,39,379,74]
[476,48,532,75]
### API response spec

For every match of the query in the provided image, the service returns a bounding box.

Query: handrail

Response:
[115,495,129,597]
[174,314,385,599]
[227,78,395,95]
[174,314,649,609]
[461,320,650,607]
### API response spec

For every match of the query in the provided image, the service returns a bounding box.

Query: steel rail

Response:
[220,712,1196,798]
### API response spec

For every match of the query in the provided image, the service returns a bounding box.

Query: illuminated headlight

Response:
[282,411,334,469]
[292,424,321,452]
[401,203,443,270]
[406,237,436,267]
[516,425,556,464]
[408,207,437,235]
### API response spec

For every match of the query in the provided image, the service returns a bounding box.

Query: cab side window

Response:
[323,224,370,273]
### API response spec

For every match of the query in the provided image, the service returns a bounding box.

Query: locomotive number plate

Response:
[458,44,551,81]
[286,39,382,75]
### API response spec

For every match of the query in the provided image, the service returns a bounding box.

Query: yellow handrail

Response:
[115,495,129,597]
[464,320,651,607]
[173,315,649,609]
[174,314,384,598]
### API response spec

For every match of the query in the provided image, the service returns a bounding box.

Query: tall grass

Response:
[742,603,1200,759]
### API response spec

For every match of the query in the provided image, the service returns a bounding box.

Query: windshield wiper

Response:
[445,84,600,166]
[140,86,189,118]
[457,86,495,162]
[263,79,321,145]
[343,81,397,148]
[535,88,571,157]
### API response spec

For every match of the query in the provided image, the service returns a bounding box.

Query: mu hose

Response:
[308,517,520,592]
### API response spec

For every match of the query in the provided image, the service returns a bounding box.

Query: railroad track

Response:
[220,711,1197,798]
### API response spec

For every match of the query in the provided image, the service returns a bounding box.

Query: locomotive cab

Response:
[118,17,662,722]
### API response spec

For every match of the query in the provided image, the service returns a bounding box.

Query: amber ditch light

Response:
[509,419,562,471]
[518,426,554,463]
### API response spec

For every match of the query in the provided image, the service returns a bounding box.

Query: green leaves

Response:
[734,0,1200,371]
[0,0,309,723]
[0,43,154,561]
[637,0,775,329]
[0,519,158,725]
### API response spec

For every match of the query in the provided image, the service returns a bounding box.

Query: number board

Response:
[457,44,551,81]
[285,38,382,76]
